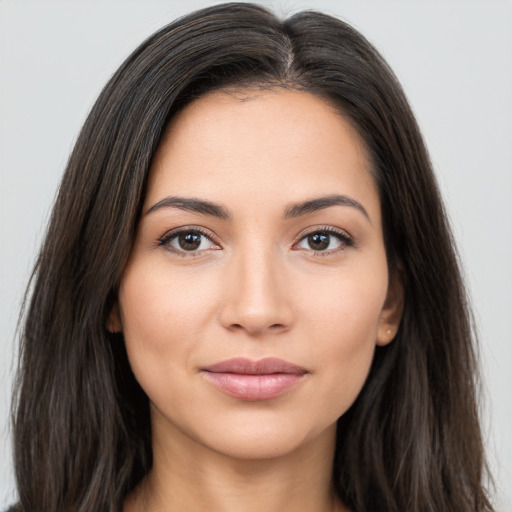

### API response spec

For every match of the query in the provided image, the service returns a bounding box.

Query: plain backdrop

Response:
[1,0,511,509]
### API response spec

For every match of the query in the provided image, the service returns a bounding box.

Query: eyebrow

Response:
[283,194,370,221]
[146,196,231,219]
[145,194,370,222]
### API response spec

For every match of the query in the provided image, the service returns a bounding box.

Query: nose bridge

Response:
[219,237,292,335]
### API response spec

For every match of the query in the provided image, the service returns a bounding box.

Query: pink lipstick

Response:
[201,357,307,401]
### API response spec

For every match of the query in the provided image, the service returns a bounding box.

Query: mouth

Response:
[200,357,308,401]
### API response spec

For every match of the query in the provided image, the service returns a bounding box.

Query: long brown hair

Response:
[12,3,493,511]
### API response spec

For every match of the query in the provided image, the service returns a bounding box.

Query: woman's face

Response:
[112,89,402,461]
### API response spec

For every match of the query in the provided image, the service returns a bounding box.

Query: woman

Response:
[10,3,493,511]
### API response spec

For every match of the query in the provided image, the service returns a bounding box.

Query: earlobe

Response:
[107,303,122,333]
[376,270,404,346]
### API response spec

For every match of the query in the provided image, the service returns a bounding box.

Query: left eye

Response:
[296,230,349,252]
[160,229,217,253]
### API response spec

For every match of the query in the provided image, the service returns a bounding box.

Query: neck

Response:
[124,421,348,512]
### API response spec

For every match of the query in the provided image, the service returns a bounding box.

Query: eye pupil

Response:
[308,233,329,250]
[179,232,202,250]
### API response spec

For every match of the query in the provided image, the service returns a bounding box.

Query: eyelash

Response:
[295,226,354,256]
[157,225,354,257]
[157,227,220,258]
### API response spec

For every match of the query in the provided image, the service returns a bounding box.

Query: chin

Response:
[189,416,338,463]
[211,433,306,460]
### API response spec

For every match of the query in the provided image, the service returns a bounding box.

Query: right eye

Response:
[158,228,220,256]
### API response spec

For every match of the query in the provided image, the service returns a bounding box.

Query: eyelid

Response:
[157,226,221,256]
[156,224,354,257]
[293,225,355,255]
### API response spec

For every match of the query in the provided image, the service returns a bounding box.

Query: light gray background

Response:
[1,0,511,509]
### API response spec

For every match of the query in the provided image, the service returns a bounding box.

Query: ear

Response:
[376,270,404,346]
[107,302,122,333]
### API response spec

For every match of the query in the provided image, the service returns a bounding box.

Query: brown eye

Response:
[177,232,203,251]
[307,233,330,251]
[159,229,219,254]
[296,228,352,254]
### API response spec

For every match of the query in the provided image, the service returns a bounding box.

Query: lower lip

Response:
[202,372,305,400]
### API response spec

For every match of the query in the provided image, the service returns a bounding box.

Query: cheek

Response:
[301,260,388,345]
[116,262,212,395]
[299,264,388,415]
[119,261,213,341]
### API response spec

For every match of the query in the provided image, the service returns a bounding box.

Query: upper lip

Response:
[202,357,308,375]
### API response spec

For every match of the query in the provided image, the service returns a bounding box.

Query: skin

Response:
[114,89,403,512]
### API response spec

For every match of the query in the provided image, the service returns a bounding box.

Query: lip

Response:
[201,357,308,401]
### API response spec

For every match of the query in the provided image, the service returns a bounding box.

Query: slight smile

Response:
[200,357,309,401]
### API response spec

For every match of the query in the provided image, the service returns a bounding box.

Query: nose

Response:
[218,244,294,337]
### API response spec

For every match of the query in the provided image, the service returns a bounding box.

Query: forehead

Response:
[145,89,379,222]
